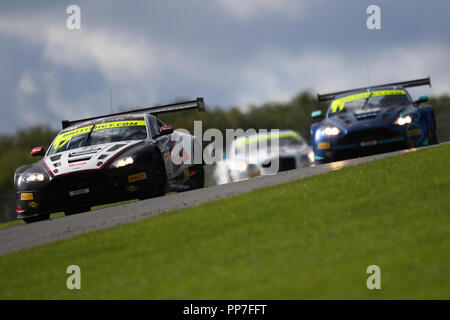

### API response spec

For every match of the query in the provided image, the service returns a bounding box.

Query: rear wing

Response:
[62,97,205,129]
[317,77,431,102]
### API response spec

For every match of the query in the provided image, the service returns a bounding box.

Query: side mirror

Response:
[415,95,429,105]
[31,146,45,157]
[160,125,174,135]
[311,110,323,119]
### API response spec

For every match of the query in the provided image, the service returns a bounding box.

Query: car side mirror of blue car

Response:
[415,95,429,105]
[311,110,323,119]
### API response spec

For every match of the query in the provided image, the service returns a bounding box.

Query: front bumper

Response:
[314,126,427,164]
[16,165,153,219]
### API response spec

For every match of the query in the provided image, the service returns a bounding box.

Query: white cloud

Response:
[42,27,174,82]
[17,71,37,96]
[1,10,450,133]
[237,44,450,107]
[0,14,181,125]
[0,15,178,83]
[217,0,311,21]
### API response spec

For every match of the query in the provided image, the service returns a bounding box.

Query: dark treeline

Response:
[0,91,449,221]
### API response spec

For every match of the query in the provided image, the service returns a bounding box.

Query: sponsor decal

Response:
[21,193,33,201]
[318,142,330,150]
[52,120,146,150]
[28,201,38,208]
[69,188,90,196]
[69,161,87,168]
[126,185,138,192]
[361,140,377,147]
[128,172,147,183]
[408,129,421,137]
[331,90,406,113]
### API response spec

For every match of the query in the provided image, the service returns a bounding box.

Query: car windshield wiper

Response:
[361,92,374,110]
[83,124,97,147]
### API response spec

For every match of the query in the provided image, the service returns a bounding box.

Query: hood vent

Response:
[50,155,61,161]
[68,156,92,163]
[107,144,125,152]
[354,111,378,121]
[98,154,109,160]
[69,148,101,157]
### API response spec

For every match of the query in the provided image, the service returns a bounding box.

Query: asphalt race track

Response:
[0,144,444,256]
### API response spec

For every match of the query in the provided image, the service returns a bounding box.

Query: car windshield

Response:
[329,89,411,115]
[47,119,147,156]
[233,133,303,156]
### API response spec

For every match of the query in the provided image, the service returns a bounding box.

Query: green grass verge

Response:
[0,145,449,299]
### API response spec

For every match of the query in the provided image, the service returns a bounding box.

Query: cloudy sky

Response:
[1,0,449,134]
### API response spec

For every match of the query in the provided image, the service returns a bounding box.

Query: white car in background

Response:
[214,130,314,184]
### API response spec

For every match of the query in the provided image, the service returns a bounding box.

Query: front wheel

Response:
[428,127,439,145]
[138,152,167,200]
[187,164,205,190]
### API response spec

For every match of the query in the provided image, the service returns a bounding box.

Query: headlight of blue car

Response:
[395,115,413,126]
[321,126,341,136]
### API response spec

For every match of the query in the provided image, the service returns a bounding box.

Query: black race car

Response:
[15,98,206,223]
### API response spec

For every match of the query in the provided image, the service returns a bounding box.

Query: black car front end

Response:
[15,145,159,220]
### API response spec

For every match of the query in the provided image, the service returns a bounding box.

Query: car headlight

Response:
[235,160,248,172]
[308,150,315,163]
[24,173,45,183]
[395,115,413,126]
[112,156,134,168]
[322,126,341,136]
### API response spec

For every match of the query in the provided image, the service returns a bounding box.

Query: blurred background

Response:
[1,0,449,221]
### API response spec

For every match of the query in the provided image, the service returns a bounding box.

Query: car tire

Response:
[187,164,205,190]
[299,156,310,168]
[139,152,167,200]
[428,125,439,145]
[23,214,50,224]
[426,110,439,145]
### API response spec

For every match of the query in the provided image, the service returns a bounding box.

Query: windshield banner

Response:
[331,90,406,113]
[52,120,146,150]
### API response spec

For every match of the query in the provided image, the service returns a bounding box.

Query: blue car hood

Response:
[324,104,414,132]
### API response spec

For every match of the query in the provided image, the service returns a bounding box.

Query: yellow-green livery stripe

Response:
[331,90,406,113]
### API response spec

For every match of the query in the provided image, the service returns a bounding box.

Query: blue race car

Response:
[310,78,438,164]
